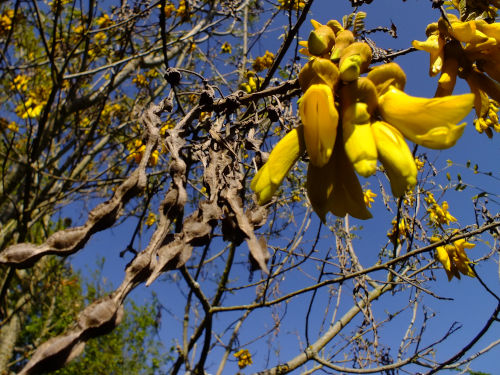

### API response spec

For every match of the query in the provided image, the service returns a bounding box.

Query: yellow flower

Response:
[0,9,14,35]
[412,33,445,76]
[251,127,305,204]
[234,349,252,369]
[298,84,339,167]
[145,212,156,227]
[367,62,406,94]
[377,86,474,149]
[363,189,376,208]
[340,78,378,177]
[435,239,475,281]
[427,200,457,226]
[96,13,114,28]
[133,73,148,88]
[298,57,339,92]
[414,157,425,171]
[307,20,335,56]
[221,41,232,54]
[371,121,417,197]
[277,0,305,11]
[253,51,274,72]
[307,137,372,221]
[338,42,372,82]
[387,217,408,240]
[11,75,29,92]
[149,149,159,166]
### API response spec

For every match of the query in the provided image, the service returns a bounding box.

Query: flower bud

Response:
[371,121,417,197]
[330,29,354,61]
[307,22,335,56]
[298,57,339,92]
[367,62,406,94]
[338,42,372,81]
[299,84,339,167]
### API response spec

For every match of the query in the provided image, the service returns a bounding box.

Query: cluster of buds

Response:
[251,19,474,220]
[413,13,500,137]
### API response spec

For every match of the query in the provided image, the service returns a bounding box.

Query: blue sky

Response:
[69,1,500,373]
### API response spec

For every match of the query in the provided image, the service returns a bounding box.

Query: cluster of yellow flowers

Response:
[239,72,262,93]
[11,75,29,92]
[145,212,156,227]
[253,50,275,72]
[159,2,176,18]
[277,0,306,11]
[221,41,232,54]
[363,188,376,208]
[387,217,409,240]
[413,13,500,137]
[425,192,475,281]
[0,118,18,133]
[133,73,149,88]
[96,13,114,28]
[126,140,160,166]
[160,118,176,136]
[0,9,14,36]
[433,236,475,281]
[251,19,474,220]
[425,192,457,226]
[234,348,252,369]
[15,96,45,119]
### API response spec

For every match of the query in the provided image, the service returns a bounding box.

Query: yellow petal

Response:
[338,42,372,81]
[306,157,335,221]
[251,164,275,204]
[307,138,372,220]
[436,246,451,272]
[371,121,417,197]
[299,84,339,167]
[330,29,354,61]
[474,20,500,43]
[329,140,372,220]
[378,86,474,149]
[267,126,306,185]
[298,57,339,92]
[251,127,305,204]
[308,24,336,56]
[412,34,444,76]
[367,62,407,94]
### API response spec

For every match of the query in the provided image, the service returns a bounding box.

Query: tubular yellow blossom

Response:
[251,127,305,204]
[363,189,376,207]
[367,62,406,94]
[340,78,378,177]
[327,19,344,35]
[298,84,339,167]
[412,34,445,76]
[377,86,474,149]
[371,121,417,197]
[298,57,339,91]
[338,42,372,82]
[234,349,253,369]
[471,19,500,45]
[307,138,372,221]
[307,21,336,56]
[221,41,232,54]
[427,200,457,226]
[465,73,490,118]
[145,212,156,227]
[435,239,475,281]
[330,29,355,61]
[435,43,460,97]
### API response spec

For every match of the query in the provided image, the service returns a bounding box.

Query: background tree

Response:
[0,0,499,374]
